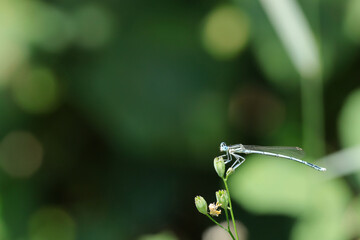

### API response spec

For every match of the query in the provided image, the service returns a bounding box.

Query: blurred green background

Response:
[1,0,360,239]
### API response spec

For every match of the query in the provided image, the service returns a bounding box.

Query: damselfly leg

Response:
[219,150,232,164]
[220,155,232,164]
[220,150,246,169]
[230,153,246,170]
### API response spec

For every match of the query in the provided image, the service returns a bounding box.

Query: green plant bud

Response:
[195,196,208,215]
[226,167,234,178]
[216,190,229,209]
[214,156,225,178]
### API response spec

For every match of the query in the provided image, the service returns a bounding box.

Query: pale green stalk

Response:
[224,209,235,240]
[206,214,235,240]
[223,176,239,240]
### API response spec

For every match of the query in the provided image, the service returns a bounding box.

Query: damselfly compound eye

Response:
[220,142,227,151]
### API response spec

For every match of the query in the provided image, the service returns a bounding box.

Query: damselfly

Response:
[218,142,326,171]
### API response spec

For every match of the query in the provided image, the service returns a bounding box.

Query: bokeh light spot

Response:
[338,88,360,148]
[202,221,247,240]
[0,0,31,87]
[253,36,298,89]
[202,5,249,60]
[0,131,43,178]
[292,212,347,240]
[229,155,317,216]
[0,39,28,88]
[138,231,178,240]
[29,207,76,240]
[11,67,60,114]
[73,4,113,49]
[291,179,350,240]
[31,5,75,52]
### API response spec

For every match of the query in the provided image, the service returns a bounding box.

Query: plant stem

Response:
[229,229,236,240]
[223,178,239,240]
[224,207,230,230]
[205,214,227,231]
[224,209,236,240]
[206,214,235,240]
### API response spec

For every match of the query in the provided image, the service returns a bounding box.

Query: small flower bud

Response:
[195,196,208,215]
[214,156,225,178]
[226,167,234,178]
[216,190,229,209]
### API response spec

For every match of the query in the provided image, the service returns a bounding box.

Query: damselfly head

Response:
[220,142,228,152]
